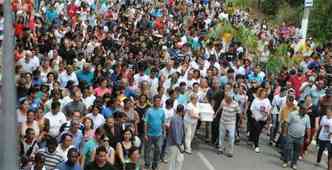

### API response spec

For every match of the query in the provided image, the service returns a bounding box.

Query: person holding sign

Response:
[218,92,240,157]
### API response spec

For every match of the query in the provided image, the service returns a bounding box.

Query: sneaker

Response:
[282,163,288,168]
[235,138,240,145]
[255,147,260,153]
[298,156,303,161]
[291,165,297,170]
[161,159,168,164]
[218,147,224,155]
[185,150,193,155]
[226,153,233,158]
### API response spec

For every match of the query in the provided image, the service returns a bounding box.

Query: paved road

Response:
[160,136,328,170]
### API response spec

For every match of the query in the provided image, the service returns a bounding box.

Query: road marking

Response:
[197,151,216,170]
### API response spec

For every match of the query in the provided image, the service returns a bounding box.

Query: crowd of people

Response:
[9,0,332,170]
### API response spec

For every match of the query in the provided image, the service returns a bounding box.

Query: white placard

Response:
[305,0,313,7]
[198,103,215,122]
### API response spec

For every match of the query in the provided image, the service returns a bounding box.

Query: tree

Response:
[308,0,332,43]
[261,0,280,15]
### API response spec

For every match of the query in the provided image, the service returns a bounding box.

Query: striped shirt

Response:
[38,148,64,170]
[220,100,240,127]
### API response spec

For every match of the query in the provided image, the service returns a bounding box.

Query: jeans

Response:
[235,114,241,138]
[300,128,316,156]
[144,136,162,169]
[184,121,197,153]
[212,114,221,144]
[160,133,168,160]
[219,122,235,154]
[270,114,279,142]
[249,119,266,148]
[168,145,184,170]
[317,140,331,163]
[283,135,303,165]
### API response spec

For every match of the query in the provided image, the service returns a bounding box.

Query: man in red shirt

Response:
[67,0,78,19]
[288,69,306,99]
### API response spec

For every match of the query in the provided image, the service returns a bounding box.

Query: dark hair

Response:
[51,101,61,110]
[95,146,108,155]
[47,136,58,147]
[227,68,234,74]
[165,99,174,108]
[153,95,161,101]
[67,148,79,157]
[60,133,73,143]
[121,128,134,142]
[27,109,36,114]
[82,117,94,130]
[94,127,105,136]
[176,104,185,113]
[192,82,199,87]
[128,146,139,157]
[24,128,35,138]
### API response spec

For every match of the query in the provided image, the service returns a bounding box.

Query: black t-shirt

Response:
[85,162,116,170]
[135,104,150,136]
[306,105,317,128]
[206,88,224,111]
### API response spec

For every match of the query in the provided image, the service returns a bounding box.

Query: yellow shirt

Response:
[280,104,297,123]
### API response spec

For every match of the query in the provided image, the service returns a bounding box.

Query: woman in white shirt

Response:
[249,88,271,153]
[317,109,332,164]
[184,94,200,154]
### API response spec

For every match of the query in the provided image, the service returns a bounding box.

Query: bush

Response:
[261,0,279,15]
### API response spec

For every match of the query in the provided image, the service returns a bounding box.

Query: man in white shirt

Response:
[18,50,40,73]
[160,60,176,79]
[59,65,79,88]
[134,68,149,88]
[44,101,67,137]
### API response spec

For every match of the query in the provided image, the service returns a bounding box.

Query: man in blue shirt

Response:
[55,148,82,170]
[144,95,165,170]
[76,64,94,86]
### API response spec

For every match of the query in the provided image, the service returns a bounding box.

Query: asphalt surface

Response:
[160,135,328,170]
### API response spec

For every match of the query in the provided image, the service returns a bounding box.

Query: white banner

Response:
[198,103,215,122]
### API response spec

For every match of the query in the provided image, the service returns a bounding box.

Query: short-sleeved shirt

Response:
[144,107,165,137]
[38,149,64,170]
[82,139,98,163]
[319,115,332,141]
[220,101,240,128]
[288,111,311,138]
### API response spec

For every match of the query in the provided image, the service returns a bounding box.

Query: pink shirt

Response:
[94,87,112,97]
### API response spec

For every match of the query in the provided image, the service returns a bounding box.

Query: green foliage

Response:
[231,0,250,9]
[309,0,332,43]
[272,1,302,25]
[236,26,258,53]
[266,55,283,74]
[261,0,279,15]
[266,43,303,74]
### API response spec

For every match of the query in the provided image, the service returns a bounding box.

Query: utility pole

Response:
[300,0,313,40]
[0,0,18,169]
